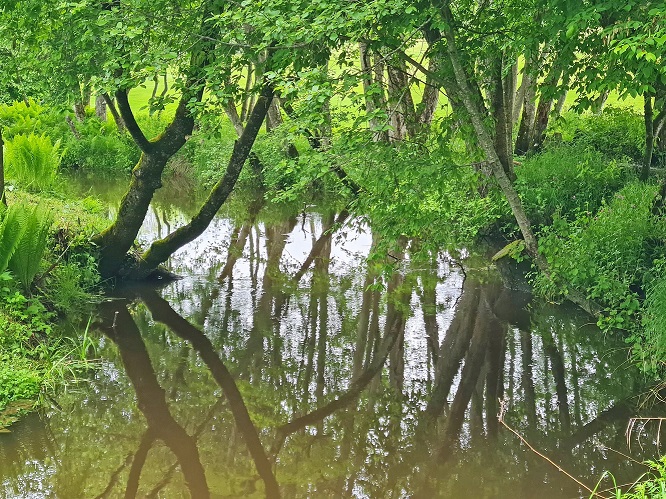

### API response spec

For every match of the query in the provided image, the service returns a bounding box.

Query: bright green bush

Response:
[178,116,238,188]
[535,182,664,331]
[5,133,61,191]
[515,144,632,225]
[0,360,41,411]
[0,100,66,140]
[551,107,644,162]
[61,132,139,173]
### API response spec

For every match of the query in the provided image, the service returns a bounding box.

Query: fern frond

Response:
[0,204,28,274]
[9,205,52,291]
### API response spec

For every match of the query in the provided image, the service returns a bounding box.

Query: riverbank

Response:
[0,190,106,428]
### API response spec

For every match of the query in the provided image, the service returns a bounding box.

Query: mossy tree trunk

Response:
[134,83,275,276]
[93,90,201,278]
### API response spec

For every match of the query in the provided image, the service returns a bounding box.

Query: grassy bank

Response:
[0,188,107,429]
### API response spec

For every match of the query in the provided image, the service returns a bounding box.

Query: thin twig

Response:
[498,400,608,499]
[597,445,650,467]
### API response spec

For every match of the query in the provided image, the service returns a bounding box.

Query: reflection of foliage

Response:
[0,208,655,497]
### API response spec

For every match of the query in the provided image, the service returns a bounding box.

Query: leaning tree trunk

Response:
[94,5,218,279]
[102,93,126,132]
[442,4,601,318]
[93,91,201,278]
[442,7,541,264]
[136,83,275,276]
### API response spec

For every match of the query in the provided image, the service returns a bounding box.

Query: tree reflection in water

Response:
[0,202,663,498]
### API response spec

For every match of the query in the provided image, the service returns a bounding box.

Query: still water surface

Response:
[0,177,662,498]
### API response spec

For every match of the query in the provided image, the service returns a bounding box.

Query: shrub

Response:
[551,107,644,162]
[0,360,41,411]
[61,132,139,173]
[515,144,631,225]
[0,204,53,292]
[5,133,61,191]
[534,181,664,331]
[0,100,66,140]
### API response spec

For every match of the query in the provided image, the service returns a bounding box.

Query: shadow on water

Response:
[2,180,666,498]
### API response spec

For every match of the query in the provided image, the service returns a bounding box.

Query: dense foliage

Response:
[1,0,666,494]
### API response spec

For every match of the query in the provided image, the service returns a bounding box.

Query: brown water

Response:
[0,178,661,498]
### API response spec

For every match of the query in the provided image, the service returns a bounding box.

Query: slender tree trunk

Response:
[417,58,441,128]
[387,57,418,140]
[224,99,245,138]
[372,53,390,143]
[266,97,282,132]
[425,279,479,418]
[514,59,537,155]
[543,329,571,432]
[555,89,568,116]
[643,93,654,182]
[520,329,537,432]
[591,89,610,115]
[442,12,541,264]
[387,239,408,394]
[95,94,107,121]
[442,5,601,318]
[529,65,564,152]
[241,63,254,124]
[102,93,126,132]
[438,295,494,460]
[490,56,515,180]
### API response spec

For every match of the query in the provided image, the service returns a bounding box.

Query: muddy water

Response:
[0,178,662,498]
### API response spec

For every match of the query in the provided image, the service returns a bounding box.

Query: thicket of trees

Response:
[0,0,664,292]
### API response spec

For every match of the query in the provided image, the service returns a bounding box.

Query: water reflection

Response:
[0,188,662,498]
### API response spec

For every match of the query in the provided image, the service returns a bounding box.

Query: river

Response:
[0,175,661,498]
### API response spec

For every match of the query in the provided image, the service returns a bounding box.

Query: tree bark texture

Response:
[95,94,107,121]
[137,83,274,274]
[94,93,201,278]
[387,57,418,140]
[514,58,537,155]
[529,64,564,152]
[490,56,515,180]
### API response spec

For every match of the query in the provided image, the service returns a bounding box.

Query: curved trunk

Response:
[93,96,197,278]
[137,83,274,275]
